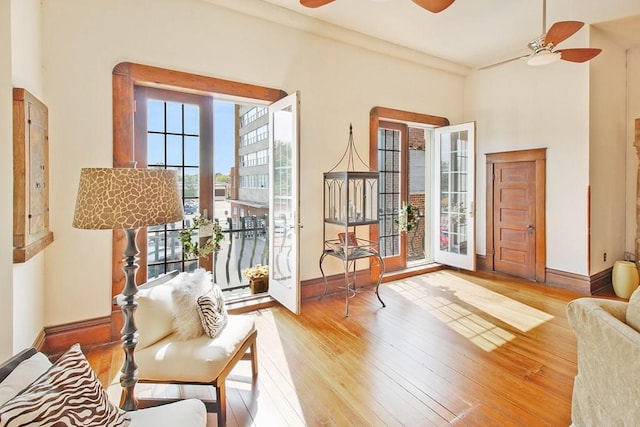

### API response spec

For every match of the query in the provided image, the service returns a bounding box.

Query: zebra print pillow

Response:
[0,344,129,427]
[197,284,228,338]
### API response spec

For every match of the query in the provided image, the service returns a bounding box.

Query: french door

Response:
[434,122,476,270]
[371,108,475,273]
[268,92,301,314]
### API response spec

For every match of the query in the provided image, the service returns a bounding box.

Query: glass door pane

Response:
[407,126,433,265]
[268,92,300,314]
[377,121,407,271]
[434,122,476,270]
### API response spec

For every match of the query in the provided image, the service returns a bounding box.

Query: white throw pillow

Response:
[171,269,212,340]
[0,353,52,406]
[197,284,228,338]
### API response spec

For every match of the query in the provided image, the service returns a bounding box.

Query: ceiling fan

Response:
[300,0,455,14]
[479,0,602,70]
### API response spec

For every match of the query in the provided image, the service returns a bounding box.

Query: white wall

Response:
[41,0,465,326]
[464,30,592,276]
[589,28,628,273]
[0,0,15,360]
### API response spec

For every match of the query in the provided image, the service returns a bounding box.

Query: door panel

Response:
[376,121,408,271]
[434,122,476,270]
[268,92,300,314]
[493,161,536,280]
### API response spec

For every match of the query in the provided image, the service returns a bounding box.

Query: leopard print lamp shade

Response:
[72,168,184,230]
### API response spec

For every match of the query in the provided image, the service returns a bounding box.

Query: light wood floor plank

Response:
[92,269,590,426]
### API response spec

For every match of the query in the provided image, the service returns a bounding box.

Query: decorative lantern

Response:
[323,125,379,226]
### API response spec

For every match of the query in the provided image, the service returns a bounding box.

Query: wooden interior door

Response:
[493,161,536,280]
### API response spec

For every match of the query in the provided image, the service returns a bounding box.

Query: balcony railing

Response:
[212,215,269,291]
[147,214,269,293]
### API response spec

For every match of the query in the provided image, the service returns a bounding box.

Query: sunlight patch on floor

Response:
[387,271,554,352]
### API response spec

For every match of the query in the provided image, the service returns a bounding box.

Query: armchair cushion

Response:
[135,314,255,383]
[128,399,205,427]
[0,352,51,406]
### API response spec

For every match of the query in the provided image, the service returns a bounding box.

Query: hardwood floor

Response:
[88,269,591,426]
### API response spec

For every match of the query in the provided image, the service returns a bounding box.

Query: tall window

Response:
[378,124,403,258]
[369,107,448,273]
[134,86,214,278]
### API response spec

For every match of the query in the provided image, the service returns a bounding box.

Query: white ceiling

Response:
[252,0,640,70]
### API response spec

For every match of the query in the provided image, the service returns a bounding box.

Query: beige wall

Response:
[10,0,47,354]
[0,0,632,344]
[41,0,465,326]
[464,29,592,276]
[1,0,15,360]
[626,47,640,262]
[589,27,628,273]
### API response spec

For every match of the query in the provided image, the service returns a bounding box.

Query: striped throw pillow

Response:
[197,284,228,338]
[0,344,129,427]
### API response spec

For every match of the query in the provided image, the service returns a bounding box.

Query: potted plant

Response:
[243,264,269,294]
[179,214,224,259]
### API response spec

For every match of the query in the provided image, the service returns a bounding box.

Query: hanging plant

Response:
[179,214,224,258]
[396,203,420,233]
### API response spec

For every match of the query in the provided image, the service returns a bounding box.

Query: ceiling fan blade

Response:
[476,54,529,71]
[559,48,602,63]
[299,0,335,8]
[545,21,584,46]
[411,0,455,13]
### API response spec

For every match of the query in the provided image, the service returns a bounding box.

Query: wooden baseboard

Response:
[32,329,46,352]
[41,316,114,355]
[544,267,612,295]
[476,253,612,295]
[301,263,446,300]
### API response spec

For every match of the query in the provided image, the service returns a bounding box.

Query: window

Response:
[112,62,287,312]
[134,86,213,277]
[377,123,404,259]
[240,124,268,147]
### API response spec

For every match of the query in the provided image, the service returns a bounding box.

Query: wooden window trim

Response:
[111,62,287,339]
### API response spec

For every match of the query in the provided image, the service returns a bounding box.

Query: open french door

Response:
[434,122,476,271]
[268,92,301,314]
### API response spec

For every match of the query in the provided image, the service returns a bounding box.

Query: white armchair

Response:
[132,270,258,427]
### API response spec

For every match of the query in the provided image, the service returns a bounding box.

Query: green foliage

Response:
[179,214,224,258]
[215,173,230,183]
[396,203,420,233]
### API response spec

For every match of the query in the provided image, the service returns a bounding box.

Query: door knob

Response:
[527,224,534,234]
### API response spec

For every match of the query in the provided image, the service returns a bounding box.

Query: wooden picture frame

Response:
[338,232,358,247]
[13,88,54,263]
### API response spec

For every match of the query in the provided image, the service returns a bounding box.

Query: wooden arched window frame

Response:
[111,62,286,337]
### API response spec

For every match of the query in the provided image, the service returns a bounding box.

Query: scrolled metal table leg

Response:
[374,253,386,308]
[318,252,330,300]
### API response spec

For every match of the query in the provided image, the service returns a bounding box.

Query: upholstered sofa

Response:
[0,346,206,426]
[567,292,640,426]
